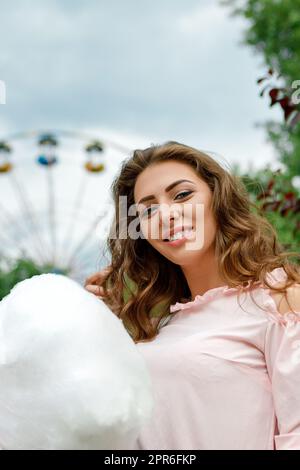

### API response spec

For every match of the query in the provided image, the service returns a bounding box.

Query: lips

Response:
[162,225,193,241]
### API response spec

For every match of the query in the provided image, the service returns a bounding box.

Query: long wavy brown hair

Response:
[99,141,300,343]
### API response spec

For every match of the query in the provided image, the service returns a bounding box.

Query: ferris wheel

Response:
[0,129,131,284]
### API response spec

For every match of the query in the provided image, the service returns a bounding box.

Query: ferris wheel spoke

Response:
[68,247,100,273]
[0,201,46,264]
[0,231,31,265]
[46,166,58,266]
[0,231,24,259]
[64,209,110,269]
[68,260,95,281]
[61,173,89,263]
[9,170,52,264]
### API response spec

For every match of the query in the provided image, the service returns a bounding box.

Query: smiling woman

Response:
[100,141,300,341]
[90,140,300,450]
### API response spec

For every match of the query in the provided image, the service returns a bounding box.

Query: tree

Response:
[221,0,300,256]
[222,0,300,177]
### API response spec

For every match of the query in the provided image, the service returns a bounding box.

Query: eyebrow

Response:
[137,179,195,205]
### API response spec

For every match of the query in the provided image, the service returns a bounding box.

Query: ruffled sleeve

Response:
[264,308,300,450]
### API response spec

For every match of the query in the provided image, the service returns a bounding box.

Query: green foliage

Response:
[222,0,300,83]
[0,256,69,301]
[222,0,300,178]
[235,165,300,256]
[264,121,300,177]
[222,0,300,255]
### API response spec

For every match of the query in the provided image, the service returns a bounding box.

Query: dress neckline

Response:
[169,284,245,313]
[169,267,287,313]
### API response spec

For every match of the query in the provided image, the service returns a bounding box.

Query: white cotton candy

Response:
[0,273,154,450]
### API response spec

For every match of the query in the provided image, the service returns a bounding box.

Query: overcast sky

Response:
[0,0,287,280]
[0,0,284,172]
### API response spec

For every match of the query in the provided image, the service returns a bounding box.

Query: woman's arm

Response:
[265,284,300,450]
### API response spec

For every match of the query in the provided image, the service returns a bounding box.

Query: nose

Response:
[159,203,182,234]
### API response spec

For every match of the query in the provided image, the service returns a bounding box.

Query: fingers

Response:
[84,280,111,298]
[84,273,100,287]
[84,266,112,287]
[84,265,113,300]
[85,284,104,296]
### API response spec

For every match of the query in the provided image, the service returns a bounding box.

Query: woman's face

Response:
[133,160,217,266]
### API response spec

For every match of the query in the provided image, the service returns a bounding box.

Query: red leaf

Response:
[284,106,297,121]
[278,96,291,108]
[284,192,296,200]
[269,88,279,105]
[280,206,292,217]
[277,97,297,121]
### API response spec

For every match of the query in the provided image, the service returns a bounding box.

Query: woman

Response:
[85,141,300,450]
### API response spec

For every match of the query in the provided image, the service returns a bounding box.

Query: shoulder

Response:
[256,267,300,324]
[269,282,300,316]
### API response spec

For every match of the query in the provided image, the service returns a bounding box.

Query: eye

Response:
[140,204,159,218]
[174,190,193,200]
[140,192,193,218]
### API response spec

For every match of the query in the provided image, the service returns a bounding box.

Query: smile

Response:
[163,227,195,245]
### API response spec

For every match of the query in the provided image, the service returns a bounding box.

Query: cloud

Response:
[0,0,283,171]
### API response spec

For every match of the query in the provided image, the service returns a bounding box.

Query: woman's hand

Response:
[84,266,112,300]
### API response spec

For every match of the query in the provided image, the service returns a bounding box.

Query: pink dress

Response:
[133,267,300,450]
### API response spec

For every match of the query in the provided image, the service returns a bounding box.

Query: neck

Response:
[181,248,226,300]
